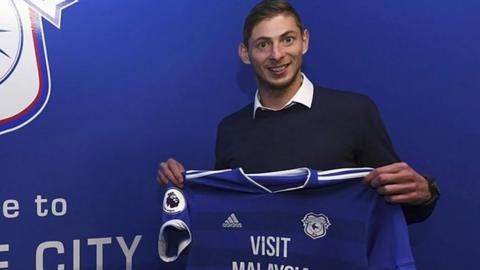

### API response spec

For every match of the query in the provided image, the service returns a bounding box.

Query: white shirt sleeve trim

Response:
[158,219,192,262]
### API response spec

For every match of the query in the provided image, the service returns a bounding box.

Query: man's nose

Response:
[269,42,284,61]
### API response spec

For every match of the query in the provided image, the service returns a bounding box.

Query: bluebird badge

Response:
[0,0,77,135]
[302,212,332,239]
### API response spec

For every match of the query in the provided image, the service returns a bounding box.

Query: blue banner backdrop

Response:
[1,0,479,269]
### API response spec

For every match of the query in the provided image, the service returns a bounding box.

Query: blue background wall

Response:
[1,0,479,269]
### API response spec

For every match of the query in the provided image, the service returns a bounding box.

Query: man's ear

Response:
[302,29,310,55]
[238,43,251,64]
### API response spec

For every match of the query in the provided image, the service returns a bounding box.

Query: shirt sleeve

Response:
[214,118,230,170]
[356,96,436,224]
[356,96,400,167]
[158,186,192,262]
[367,195,417,270]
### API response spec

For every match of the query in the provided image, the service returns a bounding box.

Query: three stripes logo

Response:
[222,213,243,228]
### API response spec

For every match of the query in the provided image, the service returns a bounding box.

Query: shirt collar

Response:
[253,73,314,118]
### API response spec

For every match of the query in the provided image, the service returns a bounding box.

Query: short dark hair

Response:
[243,0,304,46]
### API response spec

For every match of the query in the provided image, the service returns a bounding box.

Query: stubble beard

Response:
[256,65,302,96]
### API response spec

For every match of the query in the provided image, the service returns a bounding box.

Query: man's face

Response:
[239,14,309,92]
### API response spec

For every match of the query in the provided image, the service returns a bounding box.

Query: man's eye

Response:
[257,42,269,49]
[284,36,295,45]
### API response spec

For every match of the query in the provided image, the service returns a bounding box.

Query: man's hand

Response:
[363,162,431,205]
[156,158,185,188]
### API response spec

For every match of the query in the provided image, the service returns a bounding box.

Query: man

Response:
[157,0,438,223]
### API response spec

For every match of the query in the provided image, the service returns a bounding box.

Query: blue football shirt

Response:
[159,167,416,270]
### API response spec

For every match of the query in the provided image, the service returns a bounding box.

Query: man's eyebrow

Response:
[252,30,299,43]
[252,36,271,43]
[279,30,297,37]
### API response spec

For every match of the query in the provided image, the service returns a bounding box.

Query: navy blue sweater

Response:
[215,86,434,223]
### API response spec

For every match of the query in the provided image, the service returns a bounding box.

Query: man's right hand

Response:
[157,158,185,188]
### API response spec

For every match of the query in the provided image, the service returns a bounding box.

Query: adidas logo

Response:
[222,213,243,228]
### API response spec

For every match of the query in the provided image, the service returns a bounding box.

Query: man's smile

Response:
[267,63,290,75]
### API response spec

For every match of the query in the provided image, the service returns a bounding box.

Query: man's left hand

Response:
[363,162,431,205]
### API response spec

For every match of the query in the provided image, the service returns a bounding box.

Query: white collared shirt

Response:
[253,73,314,118]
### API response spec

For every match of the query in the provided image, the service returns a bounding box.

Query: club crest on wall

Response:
[0,0,77,135]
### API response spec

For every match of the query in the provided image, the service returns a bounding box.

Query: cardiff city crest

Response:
[301,212,331,239]
[0,0,77,135]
